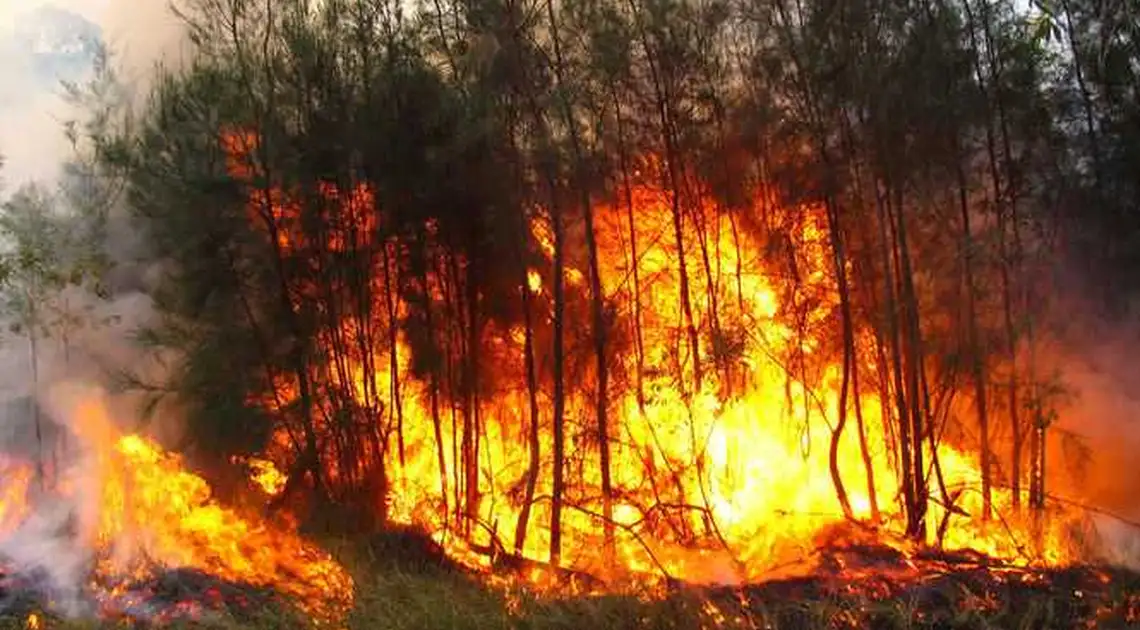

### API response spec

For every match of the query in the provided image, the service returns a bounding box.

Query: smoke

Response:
[0,0,188,618]
[0,0,188,186]
[0,0,188,411]
[1025,291,1140,569]
[0,290,175,616]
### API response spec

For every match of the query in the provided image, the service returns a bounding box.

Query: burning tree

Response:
[88,0,1140,606]
[0,47,356,628]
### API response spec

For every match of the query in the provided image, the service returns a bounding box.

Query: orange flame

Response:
[0,391,353,625]
[222,129,1083,594]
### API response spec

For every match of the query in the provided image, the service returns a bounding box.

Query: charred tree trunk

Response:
[268,227,324,512]
[613,86,647,411]
[825,197,855,522]
[464,255,482,536]
[632,9,702,392]
[875,182,913,531]
[550,190,568,566]
[501,5,568,564]
[955,156,991,521]
[419,261,450,523]
[977,0,1026,512]
[383,240,406,469]
[893,189,927,541]
[514,246,543,555]
[543,19,616,560]
[585,210,616,560]
[852,338,880,522]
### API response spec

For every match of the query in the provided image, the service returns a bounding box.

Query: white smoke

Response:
[0,0,187,618]
[0,0,188,186]
[0,293,172,618]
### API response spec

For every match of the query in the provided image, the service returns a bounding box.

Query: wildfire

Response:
[0,457,33,532]
[222,129,1087,600]
[243,457,288,496]
[0,388,353,625]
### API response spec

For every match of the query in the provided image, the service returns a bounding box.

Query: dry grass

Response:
[3,534,1140,630]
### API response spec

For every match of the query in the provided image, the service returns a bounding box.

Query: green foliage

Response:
[0,182,111,347]
[85,0,1140,562]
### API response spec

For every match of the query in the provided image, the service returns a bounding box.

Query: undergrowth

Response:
[3,530,1140,629]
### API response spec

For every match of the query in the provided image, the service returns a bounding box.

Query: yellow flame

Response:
[248,457,287,496]
[221,130,1082,594]
[0,393,353,625]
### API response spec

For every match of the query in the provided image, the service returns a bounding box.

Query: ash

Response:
[0,558,286,626]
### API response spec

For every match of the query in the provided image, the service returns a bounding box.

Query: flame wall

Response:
[222,127,1087,587]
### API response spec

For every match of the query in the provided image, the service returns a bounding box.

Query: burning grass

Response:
[0,385,352,628]
[1,386,1135,629]
[306,526,1140,629]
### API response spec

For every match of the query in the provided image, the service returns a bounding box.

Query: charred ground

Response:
[5,528,1140,629]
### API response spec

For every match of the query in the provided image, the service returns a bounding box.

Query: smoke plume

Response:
[0,0,187,185]
[0,0,186,617]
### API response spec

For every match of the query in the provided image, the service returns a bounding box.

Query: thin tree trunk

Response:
[977,0,1026,512]
[28,290,45,492]
[420,262,450,523]
[382,240,406,469]
[550,192,567,566]
[630,6,702,392]
[955,155,991,521]
[1058,0,1103,185]
[542,0,615,557]
[513,245,543,555]
[852,338,880,522]
[613,86,647,411]
[825,198,855,521]
[893,188,927,541]
[500,7,568,564]
[464,257,482,535]
[875,181,913,529]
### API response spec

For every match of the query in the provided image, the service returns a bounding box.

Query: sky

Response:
[0,0,185,186]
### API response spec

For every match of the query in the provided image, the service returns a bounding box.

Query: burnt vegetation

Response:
[4,0,1140,626]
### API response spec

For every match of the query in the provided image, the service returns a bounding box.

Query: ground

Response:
[4,530,1140,629]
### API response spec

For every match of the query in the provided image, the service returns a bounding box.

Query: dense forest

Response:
[2,0,1139,586]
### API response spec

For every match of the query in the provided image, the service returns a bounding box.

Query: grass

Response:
[4,532,1140,630]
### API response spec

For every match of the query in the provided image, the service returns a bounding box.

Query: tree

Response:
[0,183,107,486]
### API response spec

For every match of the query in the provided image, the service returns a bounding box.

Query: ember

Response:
[690,545,1140,629]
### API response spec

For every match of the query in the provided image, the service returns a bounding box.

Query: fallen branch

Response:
[561,501,676,583]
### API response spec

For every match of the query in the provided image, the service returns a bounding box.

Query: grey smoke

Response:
[0,0,187,619]
[0,0,188,186]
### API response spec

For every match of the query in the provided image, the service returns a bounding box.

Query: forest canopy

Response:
[41,0,1140,581]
